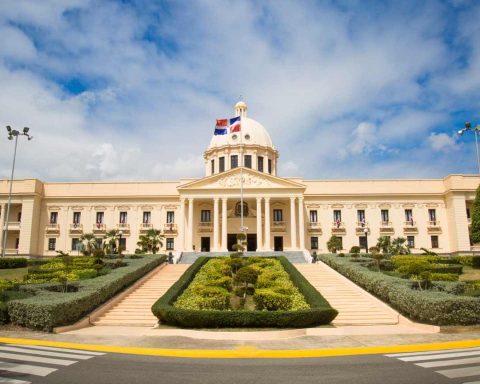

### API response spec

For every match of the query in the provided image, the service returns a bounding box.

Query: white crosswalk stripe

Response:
[385,347,480,382]
[0,343,106,383]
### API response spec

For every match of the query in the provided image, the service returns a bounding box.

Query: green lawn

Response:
[460,266,480,281]
[0,267,28,281]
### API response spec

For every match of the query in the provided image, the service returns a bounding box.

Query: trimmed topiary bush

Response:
[0,258,27,269]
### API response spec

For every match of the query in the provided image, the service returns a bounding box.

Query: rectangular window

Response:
[257,156,264,172]
[231,155,238,169]
[96,238,103,249]
[407,235,415,248]
[309,210,318,223]
[17,212,21,222]
[73,212,81,224]
[96,211,104,224]
[119,237,127,249]
[431,235,439,249]
[336,236,343,250]
[119,211,128,223]
[48,238,56,251]
[311,237,318,250]
[359,236,367,250]
[273,209,283,222]
[381,209,389,223]
[166,238,174,250]
[333,210,342,224]
[71,238,80,251]
[211,159,215,174]
[428,209,437,223]
[357,210,366,225]
[405,209,413,223]
[15,238,19,249]
[244,155,252,168]
[268,159,272,174]
[467,208,471,219]
[201,210,211,222]
[166,211,175,223]
[219,157,225,172]
[49,212,58,224]
[143,211,151,224]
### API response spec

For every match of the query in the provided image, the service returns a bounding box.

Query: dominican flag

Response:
[229,116,241,133]
[214,119,228,135]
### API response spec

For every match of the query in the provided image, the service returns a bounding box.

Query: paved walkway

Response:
[295,262,400,326]
[92,264,190,327]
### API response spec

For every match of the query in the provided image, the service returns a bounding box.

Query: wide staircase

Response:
[295,263,399,326]
[92,264,189,327]
[179,251,307,264]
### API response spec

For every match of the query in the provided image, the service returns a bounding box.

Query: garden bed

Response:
[319,254,480,325]
[152,256,338,328]
[5,254,166,331]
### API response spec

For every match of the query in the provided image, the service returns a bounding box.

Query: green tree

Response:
[136,229,164,254]
[80,233,97,256]
[327,235,342,253]
[376,236,391,254]
[471,184,480,243]
[103,229,120,254]
[232,233,247,255]
[388,237,410,255]
[234,266,259,299]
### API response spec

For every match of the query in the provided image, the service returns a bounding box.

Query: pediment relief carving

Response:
[217,173,273,188]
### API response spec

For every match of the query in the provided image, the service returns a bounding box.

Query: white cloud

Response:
[428,132,458,151]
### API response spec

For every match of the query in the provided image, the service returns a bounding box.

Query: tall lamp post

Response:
[2,126,33,258]
[364,227,369,254]
[458,121,480,174]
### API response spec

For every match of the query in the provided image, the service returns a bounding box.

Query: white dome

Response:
[208,116,274,150]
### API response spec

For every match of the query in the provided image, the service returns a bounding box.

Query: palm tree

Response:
[80,233,97,256]
[136,229,164,254]
[376,236,391,254]
[389,237,410,255]
[327,235,342,253]
[104,229,120,254]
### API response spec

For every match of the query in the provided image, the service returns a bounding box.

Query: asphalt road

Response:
[1,343,480,384]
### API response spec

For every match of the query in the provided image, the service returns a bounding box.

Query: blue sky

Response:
[0,0,479,181]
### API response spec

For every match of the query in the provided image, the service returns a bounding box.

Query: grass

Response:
[460,266,480,281]
[0,268,28,281]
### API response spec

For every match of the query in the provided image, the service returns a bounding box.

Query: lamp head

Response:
[23,127,29,134]
[27,136,33,141]
[458,129,465,135]
[465,121,472,129]
[6,126,11,133]
[364,228,368,234]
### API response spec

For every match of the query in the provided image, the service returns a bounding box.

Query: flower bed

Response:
[319,254,480,325]
[152,256,338,328]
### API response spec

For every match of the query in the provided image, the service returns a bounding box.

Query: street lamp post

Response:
[1,126,33,258]
[458,121,480,174]
[118,230,123,256]
[364,228,369,254]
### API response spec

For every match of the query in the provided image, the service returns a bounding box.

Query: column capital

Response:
[213,197,220,202]
[188,197,194,202]
[298,196,304,202]
[264,196,270,203]
[221,196,228,202]
[256,196,263,202]
[290,196,296,202]
[179,197,186,203]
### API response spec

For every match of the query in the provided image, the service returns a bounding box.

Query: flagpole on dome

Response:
[239,97,245,237]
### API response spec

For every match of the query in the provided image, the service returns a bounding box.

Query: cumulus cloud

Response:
[428,133,458,151]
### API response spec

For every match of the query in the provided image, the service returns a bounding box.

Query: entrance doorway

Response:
[227,234,237,251]
[201,237,210,252]
[274,236,283,251]
[247,234,257,251]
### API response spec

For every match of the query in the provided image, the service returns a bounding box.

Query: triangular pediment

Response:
[178,168,305,191]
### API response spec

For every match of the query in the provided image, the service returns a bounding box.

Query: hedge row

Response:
[432,264,463,275]
[319,254,480,325]
[0,258,27,269]
[8,255,166,331]
[151,256,338,328]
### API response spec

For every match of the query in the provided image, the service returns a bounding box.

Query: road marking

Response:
[0,346,94,360]
[0,361,56,377]
[416,356,480,368]
[399,350,480,362]
[0,378,31,384]
[386,347,480,357]
[5,344,104,356]
[436,366,480,379]
[0,351,77,366]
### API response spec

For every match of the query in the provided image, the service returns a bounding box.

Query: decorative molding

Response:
[426,203,439,208]
[378,203,391,209]
[164,205,178,210]
[93,206,108,211]
[48,206,61,211]
[116,206,131,211]
[354,203,367,209]
[402,203,415,208]
[70,206,84,211]
[331,204,344,209]
[141,206,154,211]
[217,173,273,188]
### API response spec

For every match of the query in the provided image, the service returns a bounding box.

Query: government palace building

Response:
[0,102,479,258]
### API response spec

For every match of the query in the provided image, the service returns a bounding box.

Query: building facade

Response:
[0,102,478,257]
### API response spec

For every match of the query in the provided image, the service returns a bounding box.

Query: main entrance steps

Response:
[295,263,400,326]
[179,251,307,264]
[92,264,190,327]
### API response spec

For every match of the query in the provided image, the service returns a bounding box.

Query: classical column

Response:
[298,196,305,250]
[256,197,263,251]
[221,197,228,251]
[0,203,6,253]
[188,198,194,251]
[290,197,297,250]
[178,198,186,251]
[213,197,219,251]
[264,197,271,250]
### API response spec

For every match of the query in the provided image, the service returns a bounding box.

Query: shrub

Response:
[338,253,345,257]
[0,301,8,325]
[470,184,480,243]
[319,254,480,325]
[349,246,361,254]
[472,256,480,268]
[327,235,342,253]
[431,265,463,275]
[0,258,27,269]
[152,257,338,328]
[458,256,474,266]
[379,259,394,271]
[253,289,292,311]
[431,273,459,282]
[7,255,166,331]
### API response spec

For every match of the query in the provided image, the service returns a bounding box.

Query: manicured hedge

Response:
[151,256,338,328]
[319,254,480,325]
[0,258,27,269]
[432,264,463,275]
[7,255,166,331]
